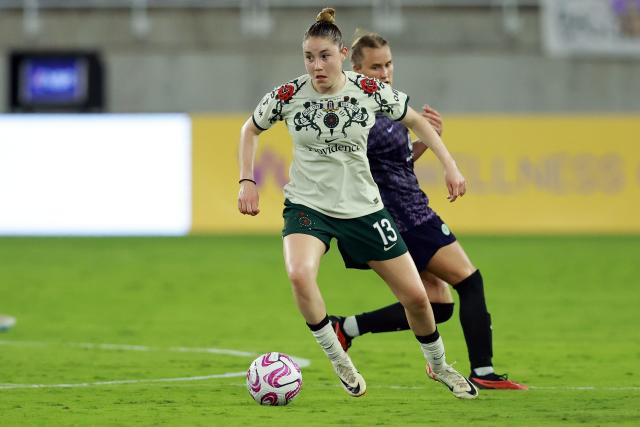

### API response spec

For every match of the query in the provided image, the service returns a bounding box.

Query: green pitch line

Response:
[0,339,311,390]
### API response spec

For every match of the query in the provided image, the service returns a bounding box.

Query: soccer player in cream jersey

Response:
[329,32,527,390]
[238,8,478,399]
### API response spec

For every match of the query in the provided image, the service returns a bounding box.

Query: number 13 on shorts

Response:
[373,219,398,247]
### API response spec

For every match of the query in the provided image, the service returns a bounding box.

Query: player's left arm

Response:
[412,104,443,162]
[401,106,465,202]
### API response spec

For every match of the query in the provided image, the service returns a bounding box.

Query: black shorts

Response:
[400,213,457,272]
[282,199,408,270]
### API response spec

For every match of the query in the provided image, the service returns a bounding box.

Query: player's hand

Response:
[238,181,260,215]
[444,165,466,203]
[422,104,443,136]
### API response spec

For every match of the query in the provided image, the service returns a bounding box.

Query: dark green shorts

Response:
[282,199,408,270]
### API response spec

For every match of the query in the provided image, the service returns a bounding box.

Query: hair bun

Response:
[316,7,336,24]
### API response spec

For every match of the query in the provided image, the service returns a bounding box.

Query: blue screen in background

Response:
[20,57,88,104]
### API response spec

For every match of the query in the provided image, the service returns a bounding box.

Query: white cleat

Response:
[331,354,366,397]
[427,363,479,399]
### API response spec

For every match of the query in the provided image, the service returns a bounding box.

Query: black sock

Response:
[354,301,455,335]
[453,269,493,369]
[356,302,408,334]
[306,315,330,331]
[432,302,455,324]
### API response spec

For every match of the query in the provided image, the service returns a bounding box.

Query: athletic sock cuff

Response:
[415,328,440,344]
[306,315,330,331]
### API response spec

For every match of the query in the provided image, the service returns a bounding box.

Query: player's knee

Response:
[285,262,316,288]
[402,292,430,316]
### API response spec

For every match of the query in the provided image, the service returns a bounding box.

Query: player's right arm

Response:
[238,117,262,216]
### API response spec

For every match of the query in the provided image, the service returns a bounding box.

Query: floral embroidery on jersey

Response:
[349,74,395,116]
[277,83,296,102]
[294,101,324,136]
[359,78,378,95]
[338,96,369,136]
[294,97,370,139]
[256,79,306,125]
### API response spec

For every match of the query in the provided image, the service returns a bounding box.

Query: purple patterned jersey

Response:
[367,114,433,232]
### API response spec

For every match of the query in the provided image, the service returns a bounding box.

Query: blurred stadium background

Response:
[1,1,639,425]
[1,0,639,235]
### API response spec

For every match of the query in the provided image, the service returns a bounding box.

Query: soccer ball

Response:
[246,352,303,406]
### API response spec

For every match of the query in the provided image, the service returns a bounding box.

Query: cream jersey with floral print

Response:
[252,70,409,219]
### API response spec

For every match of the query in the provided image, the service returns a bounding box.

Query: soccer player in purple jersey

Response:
[329,32,527,390]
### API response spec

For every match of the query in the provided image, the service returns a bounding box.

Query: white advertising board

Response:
[0,114,191,235]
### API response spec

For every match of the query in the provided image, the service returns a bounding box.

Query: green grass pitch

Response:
[1,235,639,426]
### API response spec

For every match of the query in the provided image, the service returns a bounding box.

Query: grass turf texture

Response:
[0,235,639,426]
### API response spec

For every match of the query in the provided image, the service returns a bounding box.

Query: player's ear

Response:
[340,46,348,61]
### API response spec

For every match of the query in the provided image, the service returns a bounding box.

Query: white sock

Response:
[343,316,360,337]
[311,322,346,363]
[473,366,495,376]
[420,336,447,373]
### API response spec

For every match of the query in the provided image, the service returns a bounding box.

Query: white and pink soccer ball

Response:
[246,352,303,406]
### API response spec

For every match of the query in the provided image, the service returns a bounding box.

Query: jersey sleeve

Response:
[252,88,279,131]
[378,82,410,122]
